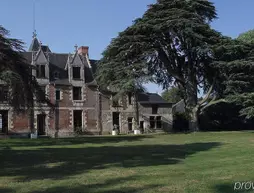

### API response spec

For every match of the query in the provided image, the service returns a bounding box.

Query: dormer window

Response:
[128,93,132,105]
[54,71,60,80]
[0,86,9,102]
[152,105,158,114]
[36,65,46,78]
[73,67,81,79]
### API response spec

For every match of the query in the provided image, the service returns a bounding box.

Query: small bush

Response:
[199,101,254,131]
[173,112,190,132]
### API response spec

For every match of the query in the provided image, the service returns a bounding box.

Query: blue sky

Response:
[1,0,254,94]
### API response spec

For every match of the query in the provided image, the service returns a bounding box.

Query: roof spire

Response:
[32,0,37,38]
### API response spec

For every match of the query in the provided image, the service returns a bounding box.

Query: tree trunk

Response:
[28,105,35,134]
[185,72,198,131]
[190,106,200,132]
[133,92,139,130]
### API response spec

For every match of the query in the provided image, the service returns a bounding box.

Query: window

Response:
[55,90,60,101]
[112,99,119,107]
[156,116,162,129]
[152,105,158,114]
[150,116,155,129]
[112,95,120,107]
[128,93,132,105]
[37,86,46,101]
[73,67,81,79]
[36,65,46,78]
[54,71,60,80]
[73,87,82,100]
[0,87,8,102]
[150,116,162,129]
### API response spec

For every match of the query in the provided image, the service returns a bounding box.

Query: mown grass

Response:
[0,132,254,193]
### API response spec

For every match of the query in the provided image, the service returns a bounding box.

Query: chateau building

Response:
[0,35,173,137]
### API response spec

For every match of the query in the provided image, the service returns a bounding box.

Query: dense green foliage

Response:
[96,0,254,130]
[0,26,51,112]
[199,101,254,131]
[237,29,254,44]
[96,0,224,130]
[161,87,183,103]
[96,0,220,106]
[212,37,254,119]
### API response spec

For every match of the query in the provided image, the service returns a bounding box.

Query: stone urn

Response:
[134,129,141,135]
[112,130,118,136]
[30,131,38,139]
[112,124,119,136]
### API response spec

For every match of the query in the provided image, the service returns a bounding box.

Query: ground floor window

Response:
[73,110,82,130]
[128,117,133,131]
[0,110,8,134]
[150,116,162,129]
[55,90,61,101]
[156,116,162,129]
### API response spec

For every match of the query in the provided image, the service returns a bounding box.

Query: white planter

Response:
[112,130,118,136]
[134,130,141,135]
[30,133,38,139]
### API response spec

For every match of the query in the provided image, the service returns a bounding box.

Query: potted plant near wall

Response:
[134,128,141,135]
[133,123,141,135]
[112,124,119,136]
[30,130,38,139]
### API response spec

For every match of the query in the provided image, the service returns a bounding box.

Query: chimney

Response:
[78,46,89,56]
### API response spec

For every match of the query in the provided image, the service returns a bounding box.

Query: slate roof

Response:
[41,45,51,53]
[137,93,170,104]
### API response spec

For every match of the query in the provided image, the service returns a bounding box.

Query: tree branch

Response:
[198,77,216,106]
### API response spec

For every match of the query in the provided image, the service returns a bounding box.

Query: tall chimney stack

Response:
[78,46,89,56]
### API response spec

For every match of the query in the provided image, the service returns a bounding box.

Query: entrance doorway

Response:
[37,114,46,135]
[112,112,120,129]
[140,121,144,129]
[0,110,8,134]
[128,117,133,131]
[73,110,82,130]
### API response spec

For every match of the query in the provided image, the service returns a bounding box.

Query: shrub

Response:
[173,112,190,132]
[199,101,254,131]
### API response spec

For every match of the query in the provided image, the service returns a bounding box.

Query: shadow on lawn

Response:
[0,188,13,193]
[31,176,159,193]
[0,142,222,182]
[0,135,153,148]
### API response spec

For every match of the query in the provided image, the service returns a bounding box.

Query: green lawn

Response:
[0,132,254,193]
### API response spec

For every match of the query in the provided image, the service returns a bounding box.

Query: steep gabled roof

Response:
[48,53,69,69]
[28,37,40,52]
